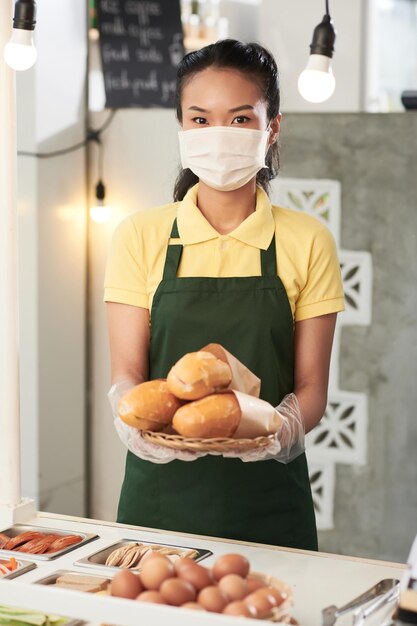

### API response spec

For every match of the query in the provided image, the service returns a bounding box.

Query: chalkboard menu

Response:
[96,0,185,108]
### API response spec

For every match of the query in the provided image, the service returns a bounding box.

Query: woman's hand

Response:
[293,313,338,433]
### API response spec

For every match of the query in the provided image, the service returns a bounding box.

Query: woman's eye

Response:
[232,115,250,124]
[192,117,208,125]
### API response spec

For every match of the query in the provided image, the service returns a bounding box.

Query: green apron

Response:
[117,218,318,550]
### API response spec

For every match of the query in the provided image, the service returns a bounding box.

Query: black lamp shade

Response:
[95,180,106,202]
[310,14,336,58]
[13,0,37,31]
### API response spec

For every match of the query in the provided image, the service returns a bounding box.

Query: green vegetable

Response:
[0,606,67,626]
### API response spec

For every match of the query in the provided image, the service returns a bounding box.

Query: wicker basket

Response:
[141,430,276,454]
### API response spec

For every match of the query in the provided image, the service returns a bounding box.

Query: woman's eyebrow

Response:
[229,105,255,112]
[187,104,255,113]
[188,105,209,112]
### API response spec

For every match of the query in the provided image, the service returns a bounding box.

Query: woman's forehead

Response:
[182,67,264,108]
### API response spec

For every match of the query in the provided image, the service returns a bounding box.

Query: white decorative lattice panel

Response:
[274,176,372,530]
[307,461,335,531]
[273,178,341,245]
[306,390,368,466]
[339,250,373,326]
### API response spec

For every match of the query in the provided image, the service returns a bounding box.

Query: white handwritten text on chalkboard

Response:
[97,0,184,108]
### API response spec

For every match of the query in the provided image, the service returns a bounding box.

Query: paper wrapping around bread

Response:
[201,343,261,398]
[231,391,284,438]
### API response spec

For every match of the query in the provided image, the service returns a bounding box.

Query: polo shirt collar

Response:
[177,184,275,250]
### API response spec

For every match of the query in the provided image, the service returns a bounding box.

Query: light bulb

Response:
[299,11,336,104]
[90,203,112,223]
[4,28,37,71]
[90,180,111,223]
[298,54,335,103]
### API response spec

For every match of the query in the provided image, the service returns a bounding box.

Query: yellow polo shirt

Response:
[104,184,344,321]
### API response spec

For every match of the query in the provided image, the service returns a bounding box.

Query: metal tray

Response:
[0,524,98,560]
[34,569,110,592]
[75,539,213,573]
[0,557,37,580]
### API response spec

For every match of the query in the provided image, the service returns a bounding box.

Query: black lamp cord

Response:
[17,109,117,159]
[325,0,330,15]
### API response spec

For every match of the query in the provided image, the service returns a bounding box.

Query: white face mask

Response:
[178,126,270,192]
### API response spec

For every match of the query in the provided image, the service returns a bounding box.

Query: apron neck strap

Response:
[260,234,277,277]
[163,220,277,279]
[163,218,182,280]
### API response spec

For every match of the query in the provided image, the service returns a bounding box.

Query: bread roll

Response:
[200,343,229,364]
[118,380,182,431]
[167,351,232,400]
[172,393,241,438]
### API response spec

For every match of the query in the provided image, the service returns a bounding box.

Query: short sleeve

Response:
[295,225,345,322]
[104,216,149,309]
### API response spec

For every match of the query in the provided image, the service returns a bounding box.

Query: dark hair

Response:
[173,39,281,202]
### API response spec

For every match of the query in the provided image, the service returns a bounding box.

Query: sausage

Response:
[47,534,82,553]
[18,534,61,554]
[3,531,44,551]
[0,533,10,549]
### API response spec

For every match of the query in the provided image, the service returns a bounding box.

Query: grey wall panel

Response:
[277,113,417,562]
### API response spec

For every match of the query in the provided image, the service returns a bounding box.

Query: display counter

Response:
[0,511,406,626]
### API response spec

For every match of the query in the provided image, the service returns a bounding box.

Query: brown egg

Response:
[223,601,257,617]
[244,590,274,618]
[178,563,213,591]
[160,577,196,606]
[198,585,228,613]
[174,557,196,574]
[212,554,250,581]
[246,576,267,593]
[139,554,175,590]
[110,569,143,599]
[255,586,288,607]
[182,602,206,611]
[218,574,248,601]
[136,590,166,604]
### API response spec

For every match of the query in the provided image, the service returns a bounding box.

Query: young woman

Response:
[104,39,344,550]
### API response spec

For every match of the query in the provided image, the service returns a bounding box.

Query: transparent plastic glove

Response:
[108,377,167,462]
[274,393,305,464]
[107,378,138,419]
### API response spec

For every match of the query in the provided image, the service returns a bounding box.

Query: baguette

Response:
[118,380,182,431]
[167,351,232,400]
[172,393,241,438]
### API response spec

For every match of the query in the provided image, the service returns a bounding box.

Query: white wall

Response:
[17,0,87,515]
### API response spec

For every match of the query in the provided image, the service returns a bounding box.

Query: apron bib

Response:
[117,219,318,550]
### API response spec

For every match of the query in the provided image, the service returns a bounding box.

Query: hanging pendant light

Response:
[298,0,336,104]
[4,0,37,71]
[90,180,112,224]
